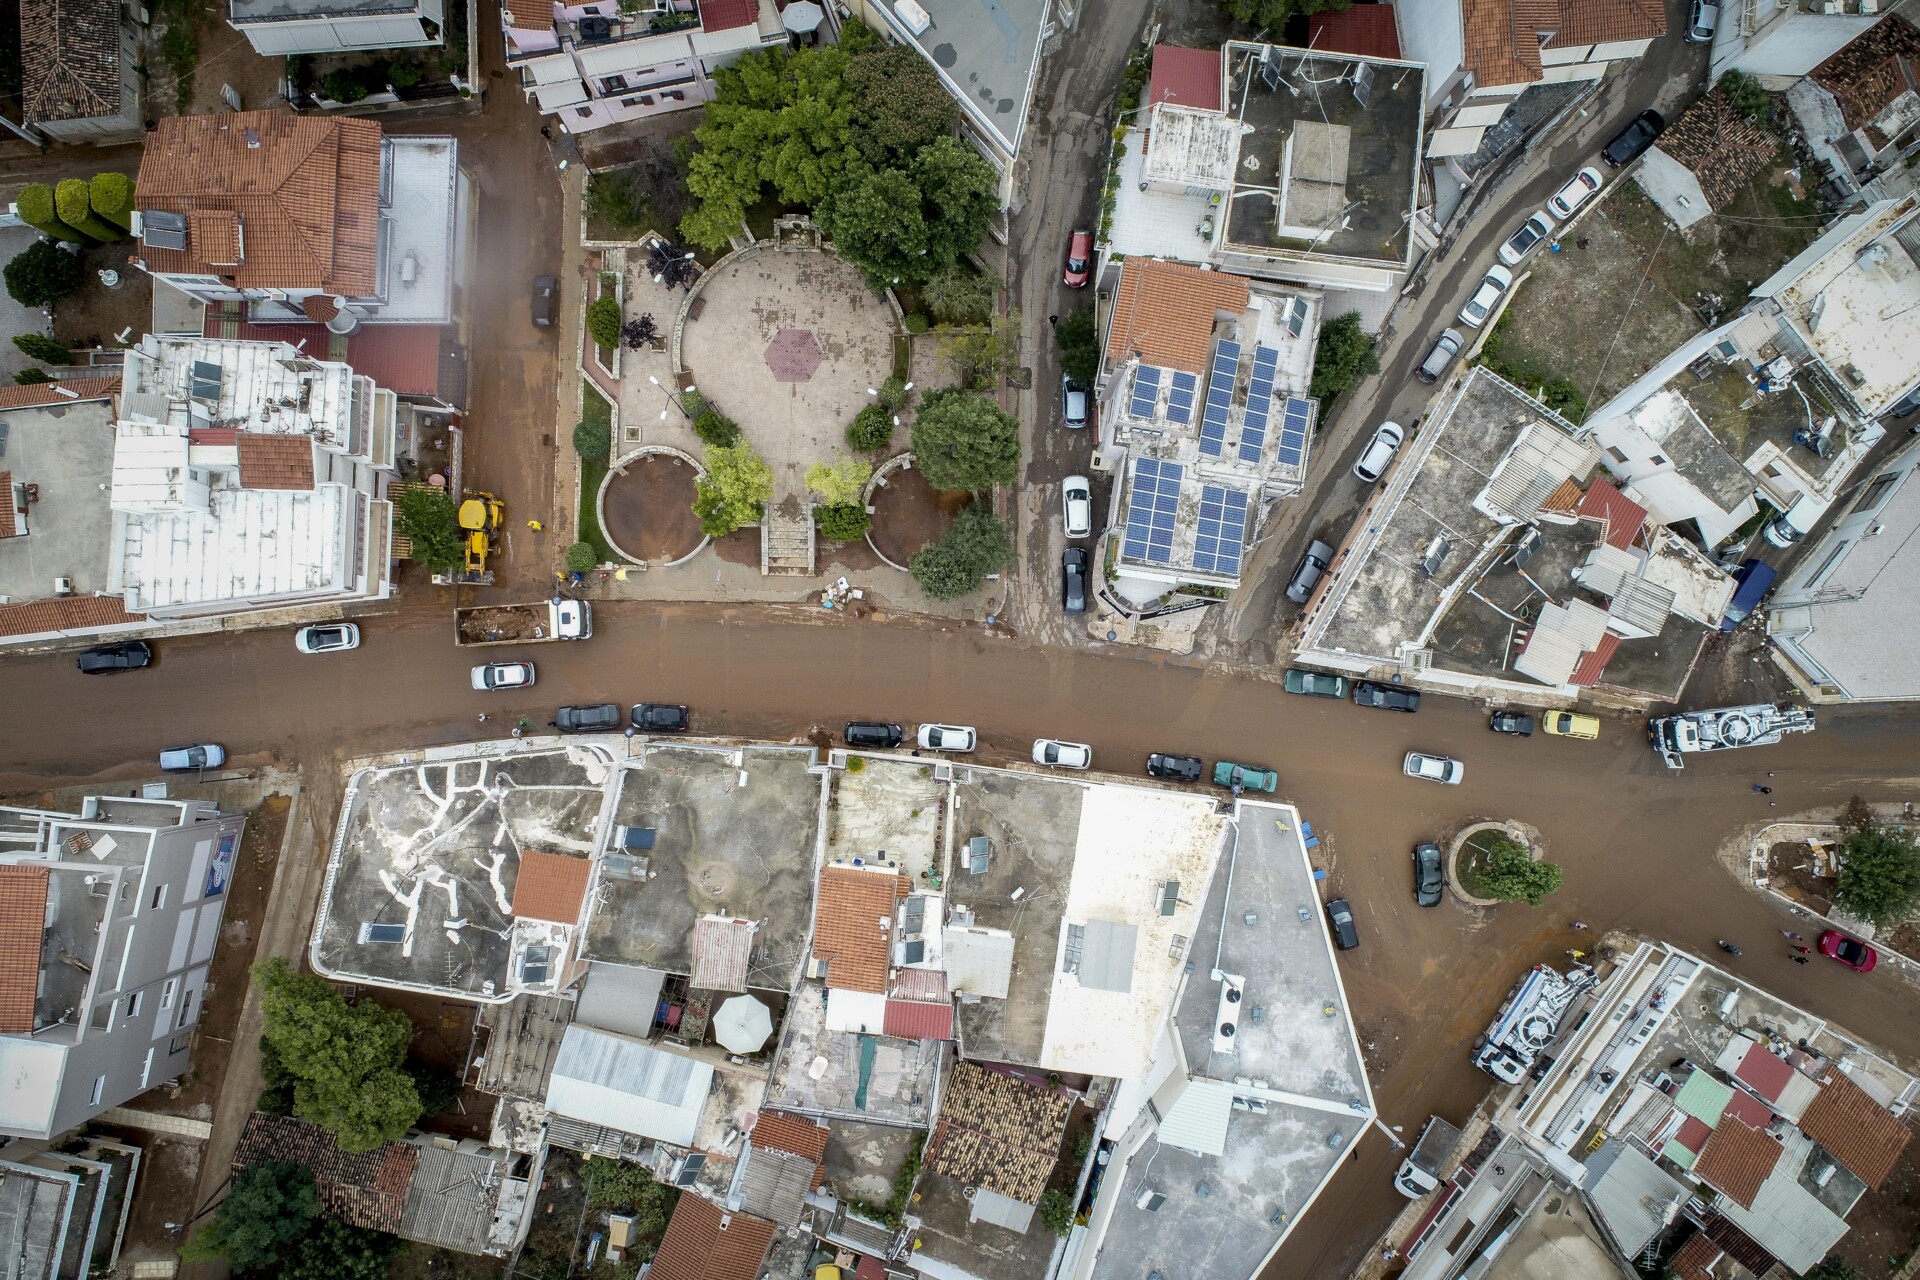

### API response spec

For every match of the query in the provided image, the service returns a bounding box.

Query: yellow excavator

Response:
[457,492,504,582]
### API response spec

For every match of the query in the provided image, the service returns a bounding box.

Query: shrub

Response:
[1834,826,1920,926]
[320,69,369,103]
[1717,69,1771,122]
[162,20,198,111]
[845,755,866,773]
[693,409,741,448]
[16,184,81,242]
[1310,310,1381,401]
[392,485,463,572]
[13,369,50,384]
[13,334,71,364]
[910,389,1020,491]
[847,404,894,452]
[909,504,1010,600]
[388,60,421,89]
[692,440,773,538]
[5,241,85,308]
[88,173,136,231]
[1037,1188,1075,1236]
[573,416,611,461]
[55,179,118,241]
[1472,835,1564,907]
[805,455,873,507]
[565,541,598,573]
[586,295,622,350]
[923,262,996,325]
[817,503,871,541]
[903,313,930,334]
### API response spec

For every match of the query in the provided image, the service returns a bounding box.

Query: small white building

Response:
[227,0,443,56]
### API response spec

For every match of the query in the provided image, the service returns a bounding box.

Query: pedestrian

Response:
[540,126,552,139]
[477,713,488,722]
[528,519,544,532]
[1493,1164,1506,1177]
[1783,931,1803,940]
[1791,954,1809,965]
[1570,921,1590,931]
[1753,784,1772,794]
[1793,945,1810,955]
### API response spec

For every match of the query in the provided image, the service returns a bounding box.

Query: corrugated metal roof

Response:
[1514,599,1610,686]
[1076,920,1138,994]
[1478,421,1599,522]
[547,1026,713,1147]
[737,1146,814,1225]
[575,961,665,1039]
[1155,1077,1234,1156]
[1676,1071,1736,1125]
[1584,1138,1689,1256]
[1607,574,1676,638]
[942,927,1014,999]
[1146,45,1222,111]
[1710,1156,1850,1273]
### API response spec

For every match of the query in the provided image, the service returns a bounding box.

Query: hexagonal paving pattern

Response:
[764,328,823,383]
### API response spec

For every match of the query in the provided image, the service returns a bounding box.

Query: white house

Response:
[227,0,443,56]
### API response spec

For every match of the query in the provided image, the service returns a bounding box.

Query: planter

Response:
[1449,821,1545,908]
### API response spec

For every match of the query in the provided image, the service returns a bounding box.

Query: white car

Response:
[471,661,536,691]
[160,743,226,772]
[1032,738,1092,770]
[1403,752,1464,785]
[1458,265,1514,329]
[1546,167,1604,220]
[917,723,977,752]
[1497,212,1554,266]
[1062,475,1093,539]
[1352,421,1405,484]
[295,623,360,654]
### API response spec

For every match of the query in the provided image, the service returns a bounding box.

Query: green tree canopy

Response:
[693,440,774,538]
[392,485,464,573]
[13,333,71,364]
[1716,69,1771,122]
[909,503,1011,600]
[15,184,81,242]
[565,541,598,573]
[1036,1188,1075,1236]
[586,295,621,350]
[1218,0,1353,35]
[56,179,118,241]
[573,415,611,461]
[1803,1259,1866,1280]
[934,312,1020,391]
[1834,826,1920,926]
[1055,308,1100,387]
[819,166,929,289]
[923,262,996,325]
[911,389,1020,491]
[818,503,871,541]
[280,1217,404,1280]
[1309,309,1380,400]
[4,240,86,308]
[847,404,894,452]
[1473,837,1564,907]
[845,45,958,166]
[910,137,999,271]
[805,454,873,506]
[88,172,136,231]
[252,957,422,1152]
[179,1162,318,1270]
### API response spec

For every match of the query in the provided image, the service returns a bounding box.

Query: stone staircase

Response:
[761,495,815,576]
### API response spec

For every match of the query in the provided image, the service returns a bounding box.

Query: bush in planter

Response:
[846,405,893,452]
[16,184,82,242]
[693,409,740,448]
[817,503,870,542]
[1472,834,1564,907]
[12,334,71,364]
[586,295,622,350]
[572,417,611,462]
[805,455,872,508]
[565,542,598,573]
[388,60,421,89]
[320,69,370,103]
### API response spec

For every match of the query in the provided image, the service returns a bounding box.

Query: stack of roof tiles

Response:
[235,435,316,492]
[511,850,593,924]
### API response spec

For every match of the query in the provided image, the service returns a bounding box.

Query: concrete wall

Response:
[1395,0,1465,107]
[1713,9,1879,84]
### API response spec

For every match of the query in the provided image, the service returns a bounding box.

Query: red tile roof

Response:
[650,1196,777,1280]
[1578,480,1647,550]
[1307,5,1402,60]
[883,997,954,1040]
[1466,0,1663,89]
[1810,15,1920,133]
[0,473,15,540]
[189,427,242,445]
[1147,45,1222,111]
[1798,1067,1913,1188]
[1569,632,1620,686]
[231,1112,417,1232]
[302,293,341,323]
[1666,1232,1723,1280]
[1694,1120,1782,1208]
[750,1110,828,1164]
[1653,87,1780,212]
[1723,1088,1774,1129]
[0,594,145,639]
[202,312,447,397]
[511,850,592,924]
[1545,0,1665,48]
[504,0,553,27]
[0,867,49,1033]
[0,376,119,409]
[812,865,904,995]
[1105,259,1250,376]
[236,434,315,491]
[1733,1040,1795,1102]
[20,0,125,126]
[700,0,758,32]
[1673,1114,1713,1154]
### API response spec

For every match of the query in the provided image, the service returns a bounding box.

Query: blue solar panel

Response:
[1200,341,1241,457]
[1277,396,1312,467]
[1130,365,1163,419]
[1166,371,1197,425]
[1193,484,1250,575]
[1122,458,1185,564]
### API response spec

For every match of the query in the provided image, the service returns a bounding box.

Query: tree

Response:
[935,311,1020,390]
[14,184,82,242]
[573,416,611,462]
[692,440,774,538]
[817,503,871,541]
[847,404,894,452]
[1217,0,1352,35]
[179,1162,318,1270]
[405,1060,461,1116]
[805,455,872,507]
[13,369,49,385]
[1473,836,1564,907]
[911,389,1020,491]
[88,173,136,232]
[1309,309,1380,400]
[586,295,622,350]
[1055,308,1100,387]
[5,240,86,308]
[566,541,598,573]
[693,408,742,448]
[1834,827,1920,926]
[845,45,958,166]
[321,68,370,103]
[911,137,999,271]
[584,1157,680,1245]
[13,334,71,364]
[251,957,422,1152]
[1036,1188,1075,1236]
[1803,1259,1866,1280]
[392,486,463,573]
[56,179,119,241]
[819,166,928,290]
[279,1217,403,1280]
[923,262,996,325]
[1717,69,1771,122]
[908,504,1011,600]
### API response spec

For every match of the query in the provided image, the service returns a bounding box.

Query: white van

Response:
[1764,494,1828,548]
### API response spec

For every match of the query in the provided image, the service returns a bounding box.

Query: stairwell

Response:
[761,495,815,576]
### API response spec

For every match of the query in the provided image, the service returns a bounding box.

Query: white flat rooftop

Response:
[116,484,351,610]
[122,336,355,438]
[1768,198,1920,417]
[378,138,460,325]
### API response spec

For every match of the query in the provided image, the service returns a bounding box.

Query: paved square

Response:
[765,327,823,382]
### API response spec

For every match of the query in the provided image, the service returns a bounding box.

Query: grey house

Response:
[0,794,248,1141]
[20,0,143,143]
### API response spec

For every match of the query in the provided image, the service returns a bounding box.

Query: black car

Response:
[1325,898,1360,950]
[1062,548,1089,613]
[845,722,904,748]
[555,703,622,732]
[76,641,152,674]
[1489,710,1535,736]
[1285,539,1335,605]
[1146,753,1203,783]
[1602,110,1665,167]
[1413,843,1445,907]
[532,275,557,327]
[631,703,690,732]
[1353,680,1421,713]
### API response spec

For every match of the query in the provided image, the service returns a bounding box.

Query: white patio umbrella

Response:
[713,994,774,1053]
[782,0,824,33]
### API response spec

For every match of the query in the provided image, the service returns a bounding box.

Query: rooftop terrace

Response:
[0,401,117,615]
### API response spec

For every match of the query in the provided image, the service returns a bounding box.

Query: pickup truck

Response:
[455,598,592,646]
[1393,1115,1462,1197]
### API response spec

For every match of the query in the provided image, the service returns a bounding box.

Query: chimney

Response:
[244,128,260,149]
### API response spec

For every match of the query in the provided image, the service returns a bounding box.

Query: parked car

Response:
[631,703,690,732]
[1415,329,1464,384]
[1062,548,1090,614]
[1541,711,1600,739]
[76,641,152,674]
[554,703,621,732]
[295,623,360,654]
[917,723,977,752]
[845,722,904,748]
[471,661,535,691]
[1353,421,1406,483]
[1063,229,1094,288]
[1686,0,1719,43]
[1890,386,1920,419]
[1458,265,1514,329]
[1497,212,1555,266]
[1032,739,1093,770]
[1061,377,1089,428]
[1147,753,1204,783]
[159,743,225,773]
[1819,929,1878,972]
[1062,475,1093,538]
[1325,897,1360,950]
[1284,668,1348,698]
[1412,843,1445,907]
[1489,711,1536,736]
[1602,110,1665,167]
[1404,752,1464,784]
[1547,167,1604,220]
[1212,761,1278,793]
[1718,559,1777,631]
[532,275,557,327]
[1765,494,1825,548]
[1285,539,1336,605]
[1353,681,1421,713]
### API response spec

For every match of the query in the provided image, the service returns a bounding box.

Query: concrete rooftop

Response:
[0,402,116,605]
[764,982,943,1126]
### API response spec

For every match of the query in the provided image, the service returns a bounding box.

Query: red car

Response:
[1819,930,1878,972]
[1063,229,1093,288]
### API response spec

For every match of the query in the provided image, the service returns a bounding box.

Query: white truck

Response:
[1473,963,1596,1084]
[455,598,592,647]
[1393,1116,1463,1197]
[1646,703,1813,769]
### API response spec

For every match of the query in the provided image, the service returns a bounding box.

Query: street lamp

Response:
[649,374,696,423]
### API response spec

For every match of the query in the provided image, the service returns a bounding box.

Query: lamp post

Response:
[648,374,696,423]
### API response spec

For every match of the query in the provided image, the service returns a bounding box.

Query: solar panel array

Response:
[1277,396,1312,468]
[1130,364,1162,419]
[1194,484,1250,576]
[1199,340,1240,457]
[1239,345,1281,462]
[1166,371,1198,425]
[1122,458,1185,564]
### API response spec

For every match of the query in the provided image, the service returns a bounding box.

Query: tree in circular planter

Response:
[565,541,598,573]
[1464,832,1563,907]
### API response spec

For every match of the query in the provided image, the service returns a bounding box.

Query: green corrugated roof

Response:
[1663,1136,1700,1169]
[1675,1070,1733,1124]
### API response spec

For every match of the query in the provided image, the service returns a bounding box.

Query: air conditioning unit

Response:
[1213,972,1245,1053]
[53,577,74,597]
